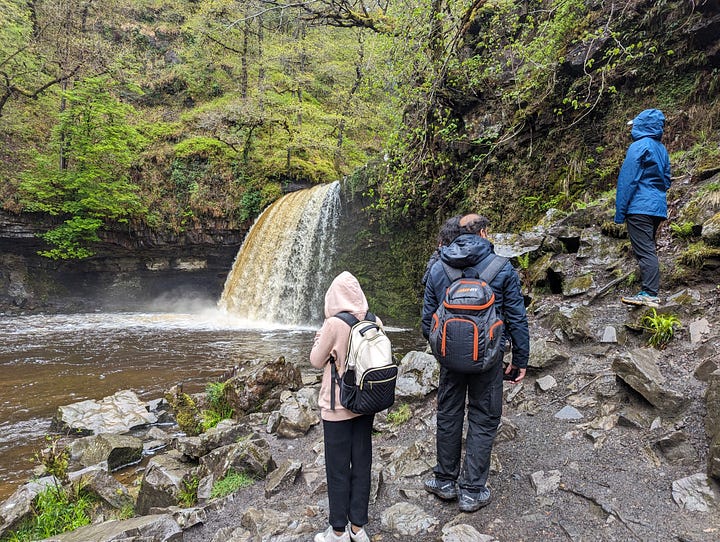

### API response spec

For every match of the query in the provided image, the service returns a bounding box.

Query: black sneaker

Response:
[424,478,457,500]
[458,487,492,512]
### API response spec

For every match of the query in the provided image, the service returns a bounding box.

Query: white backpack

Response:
[330,311,397,415]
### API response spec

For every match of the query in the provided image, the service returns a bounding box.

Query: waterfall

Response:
[218,182,341,326]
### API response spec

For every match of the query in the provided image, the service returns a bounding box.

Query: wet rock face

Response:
[0,210,243,313]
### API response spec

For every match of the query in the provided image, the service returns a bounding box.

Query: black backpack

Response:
[428,254,508,373]
[330,311,397,415]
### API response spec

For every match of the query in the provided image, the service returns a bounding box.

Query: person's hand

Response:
[503,364,526,384]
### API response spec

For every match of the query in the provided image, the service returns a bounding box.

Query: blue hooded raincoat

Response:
[614,108,671,224]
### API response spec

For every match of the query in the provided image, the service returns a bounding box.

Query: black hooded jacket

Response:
[421,233,530,368]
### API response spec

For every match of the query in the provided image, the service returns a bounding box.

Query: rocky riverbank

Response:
[1,173,720,541]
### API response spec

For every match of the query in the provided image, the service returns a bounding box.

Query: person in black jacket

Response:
[421,213,529,513]
[421,215,462,287]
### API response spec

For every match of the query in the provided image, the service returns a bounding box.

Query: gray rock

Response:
[37,513,182,542]
[395,351,439,399]
[672,473,720,512]
[612,349,689,414]
[536,375,557,392]
[69,433,143,471]
[442,523,497,541]
[601,326,618,344]
[530,470,561,495]
[67,466,134,509]
[200,433,276,481]
[51,390,157,436]
[528,340,570,369]
[240,507,315,541]
[265,459,302,498]
[654,431,696,465]
[136,450,194,515]
[701,212,720,246]
[276,395,320,438]
[381,502,439,536]
[176,419,250,459]
[225,356,303,416]
[689,318,711,343]
[562,273,595,297]
[555,405,583,420]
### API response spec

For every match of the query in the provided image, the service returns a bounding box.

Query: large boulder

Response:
[67,466,134,510]
[612,349,689,414]
[395,351,438,399]
[224,356,302,415]
[136,450,195,515]
[50,390,157,436]
[68,433,143,470]
[200,433,276,481]
[38,513,182,542]
[175,419,250,460]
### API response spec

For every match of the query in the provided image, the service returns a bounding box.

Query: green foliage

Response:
[210,470,254,500]
[3,485,94,541]
[33,436,69,482]
[19,76,147,258]
[386,403,412,426]
[516,252,531,270]
[178,477,200,507]
[641,309,680,349]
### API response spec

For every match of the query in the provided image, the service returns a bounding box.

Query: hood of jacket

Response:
[631,108,665,141]
[440,233,493,269]
[323,271,368,319]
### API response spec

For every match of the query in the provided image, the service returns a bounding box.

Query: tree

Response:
[20,76,147,259]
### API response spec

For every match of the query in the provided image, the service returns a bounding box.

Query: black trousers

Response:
[322,414,374,531]
[434,362,503,491]
[626,214,663,296]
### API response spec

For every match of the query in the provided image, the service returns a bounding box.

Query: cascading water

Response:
[218,182,341,326]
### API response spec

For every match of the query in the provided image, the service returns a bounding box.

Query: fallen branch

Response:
[586,271,634,305]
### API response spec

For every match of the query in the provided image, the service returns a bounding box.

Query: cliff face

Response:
[0,210,245,313]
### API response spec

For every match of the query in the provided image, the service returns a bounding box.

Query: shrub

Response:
[642,309,680,349]
[34,436,69,482]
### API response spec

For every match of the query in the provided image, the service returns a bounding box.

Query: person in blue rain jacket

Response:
[614,108,671,308]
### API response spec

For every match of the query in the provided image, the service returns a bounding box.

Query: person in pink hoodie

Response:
[310,271,377,542]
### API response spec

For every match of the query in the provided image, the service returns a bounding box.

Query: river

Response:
[0,310,423,500]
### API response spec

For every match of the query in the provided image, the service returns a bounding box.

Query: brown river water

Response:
[0,309,423,500]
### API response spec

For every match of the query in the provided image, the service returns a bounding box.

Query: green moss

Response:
[386,403,412,426]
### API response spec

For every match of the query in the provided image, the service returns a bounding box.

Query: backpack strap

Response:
[441,255,508,284]
[478,254,509,284]
[334,311,376,326]
[441,261,463,282]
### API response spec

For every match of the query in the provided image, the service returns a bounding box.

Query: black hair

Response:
[438,215,462,246]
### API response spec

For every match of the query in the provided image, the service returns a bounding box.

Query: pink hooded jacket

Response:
[310,271,382,421]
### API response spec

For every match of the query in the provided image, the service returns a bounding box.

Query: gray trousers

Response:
[626,214,663,296]
[434,362,503,491]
